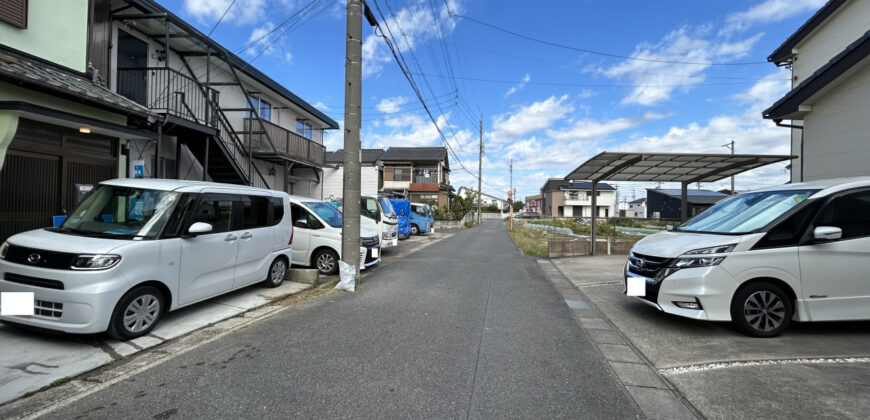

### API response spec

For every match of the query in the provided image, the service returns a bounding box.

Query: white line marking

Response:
[660,356,870,375]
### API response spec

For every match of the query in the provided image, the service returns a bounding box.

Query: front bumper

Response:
[623,261,735,321]
[0,260,131,334]
[380,230,398,248]
[360,245,381,269]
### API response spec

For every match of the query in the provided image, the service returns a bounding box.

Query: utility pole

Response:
[341,0,362,280]
[477,119,482,225]
[722,140,735,194]
[509,159,513,231]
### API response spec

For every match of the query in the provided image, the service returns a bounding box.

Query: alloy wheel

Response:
[122,294,161,333]
[743,290,786,332]
[271,259,287,284]
[317,253,335,273]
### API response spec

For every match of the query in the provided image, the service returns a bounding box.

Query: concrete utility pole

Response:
[341,0,363,280]
[722,140,735,194]
[477,119,482,225]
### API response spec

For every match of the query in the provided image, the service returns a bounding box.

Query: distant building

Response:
[525,194,542,213]
[627,198,647,218]
[457,187,508,210]
[646,189,728,220]
[539,178,616,218]
[380,147,452,206]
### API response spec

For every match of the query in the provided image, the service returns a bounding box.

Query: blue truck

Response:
[409,202,433,235]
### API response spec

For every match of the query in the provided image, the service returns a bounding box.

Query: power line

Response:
[207,0,237,36]
[409,72,775,88]
[451,13,769,66]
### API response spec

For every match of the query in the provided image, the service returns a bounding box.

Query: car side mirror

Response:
[813,226,842,242]
[188,222,213,235]
[294,218,308,228]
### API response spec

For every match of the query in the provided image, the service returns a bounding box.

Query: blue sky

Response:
[159,0,826,204]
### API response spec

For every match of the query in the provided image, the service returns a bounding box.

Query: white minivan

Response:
[288,196,381,275]
[0,179,293,340]
[626,177,870,337]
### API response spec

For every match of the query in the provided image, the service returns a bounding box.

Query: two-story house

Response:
[627,198,647,218]
[525,194,542,213]
[763,0,870,182]
[539,178,616,218]
[380,147,452,206]
[0,0,159,242]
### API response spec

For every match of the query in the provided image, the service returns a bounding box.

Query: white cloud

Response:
[362,0,462,77]
[489,95,573,143]
[183,0,267,26]
[375,96,407,113]
[601,26,764,106]
[504,74,530,98]
[323,119,344,151]
[245,22,278,57]
[721,0,827,35]
[284,51,294,63]
[366,112,472,152]
[577,89,598,99]
[547,112,666,141]
[312,101,329,111]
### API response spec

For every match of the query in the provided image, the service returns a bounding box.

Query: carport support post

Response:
[681,181,689,221]
[591,181,597,255]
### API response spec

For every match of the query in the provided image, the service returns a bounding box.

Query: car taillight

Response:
[289,227,294,245]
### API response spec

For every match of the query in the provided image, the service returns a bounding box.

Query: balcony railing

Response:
[245,118,325,166]
[117,67,219,127]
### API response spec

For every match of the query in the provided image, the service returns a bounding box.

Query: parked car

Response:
[288,196,380,276]
[625,177,870,337]
[516,211,541,219]
[325,196,398,249]
[388,198,412,239]
[0,179,292,340]
[410,202,433,235]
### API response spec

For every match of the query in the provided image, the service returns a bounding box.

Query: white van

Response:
[363,196,399,249]
[288,196,380,275]
[625,177,870,337]
[0,179,292,340]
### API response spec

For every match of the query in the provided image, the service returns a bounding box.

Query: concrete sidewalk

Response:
[552,255,870,419]
[0,280,311,406]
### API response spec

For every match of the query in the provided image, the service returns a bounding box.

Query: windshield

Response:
[378,197,396,217]
[411,205,426,218]
[59,185,180,239]
[677,189,820,234]
[304,201,343,228]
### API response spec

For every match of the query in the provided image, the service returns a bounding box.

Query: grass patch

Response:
[50,377,72,388]
[508,226,551,258]
[464,221,474,228]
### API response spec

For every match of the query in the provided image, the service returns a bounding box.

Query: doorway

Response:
[116,30,148,105]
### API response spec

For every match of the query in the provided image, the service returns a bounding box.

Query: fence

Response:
[514,216,682,258]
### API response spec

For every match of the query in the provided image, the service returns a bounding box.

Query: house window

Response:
[568,192,578,200]
[296,121,313,139]
[0,0,27,28]
[247,96,272,121]
[413,168,437,183]
[385,167,411,182]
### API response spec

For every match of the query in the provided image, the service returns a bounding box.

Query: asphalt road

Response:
[41,221,641,419]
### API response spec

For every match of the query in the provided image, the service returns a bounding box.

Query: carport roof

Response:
[565,151,794,184]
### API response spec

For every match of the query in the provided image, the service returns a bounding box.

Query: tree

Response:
[512,200,524,212]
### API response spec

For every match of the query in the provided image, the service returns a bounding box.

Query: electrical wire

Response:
[206,0,237,36]
[409,72,773,88]
[451,13,769,66]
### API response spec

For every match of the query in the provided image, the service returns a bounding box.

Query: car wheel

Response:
[411,224,419,235]
[314,249,339,276]
[108,286,165,340]
[264,257,287,288]
[730,282,793,337]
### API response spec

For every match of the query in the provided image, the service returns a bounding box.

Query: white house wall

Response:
[802,61,870,180]
[322,166,380,200]
[792,0,870,82]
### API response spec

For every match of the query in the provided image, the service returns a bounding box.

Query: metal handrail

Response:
[244,118,325,165]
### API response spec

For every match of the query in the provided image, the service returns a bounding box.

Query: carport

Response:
[564,151,794,254]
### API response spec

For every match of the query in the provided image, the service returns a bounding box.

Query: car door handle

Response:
[224,234,238,242]
[241,232,253,240]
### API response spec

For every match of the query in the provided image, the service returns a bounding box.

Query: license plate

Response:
[371,248,379,258]
[0,292,34,316]
[431,227,435,233]
[392,238,398,247]
[626,277,646,296]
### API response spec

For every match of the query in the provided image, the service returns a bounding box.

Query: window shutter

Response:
[384,167,394,181]
[0,0,27,29]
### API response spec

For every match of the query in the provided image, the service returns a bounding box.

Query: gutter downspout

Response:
[775,119,805,182]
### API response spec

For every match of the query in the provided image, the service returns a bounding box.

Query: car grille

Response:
[34,300,63,318]
[4,272,65,290]
[627,253,671,304]
[4,244,77,270]
[627,252,671,280]
[360,236,379,247]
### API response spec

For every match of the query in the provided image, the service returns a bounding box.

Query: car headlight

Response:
[0,241,9,259]
[71,254,121,270]
[654,245,735,282]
